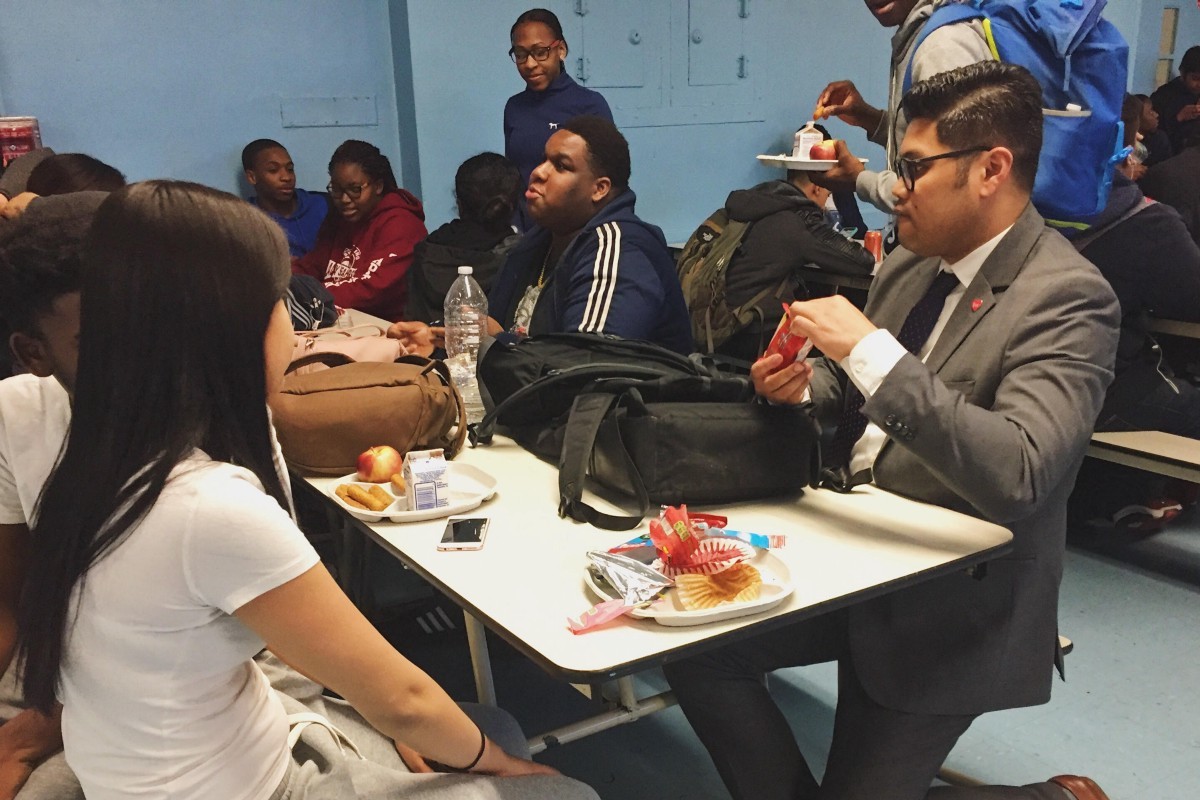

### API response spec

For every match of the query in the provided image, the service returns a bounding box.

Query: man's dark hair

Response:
[901,61,1043,193]
[0,197,98,335]
[455,152,520,233]
[241,138,286,172]
[329,139,399,192]
[1180,45,1200,76]
[26,154,125,196]
[561,115,631,193]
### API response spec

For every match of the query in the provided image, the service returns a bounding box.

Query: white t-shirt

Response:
[0,373,72,524]
[55,455,318,800]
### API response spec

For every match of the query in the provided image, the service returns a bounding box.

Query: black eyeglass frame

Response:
[508,40,562,64]
[894,146,993,192]
[326,180,372,200]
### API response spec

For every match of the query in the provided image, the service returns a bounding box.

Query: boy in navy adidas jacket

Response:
[389,116,692,356]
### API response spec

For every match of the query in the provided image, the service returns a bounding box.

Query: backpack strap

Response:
[557,391,650,531]
[470,362,675,446]
[903,2,989,94]
[1071,199,1156,253]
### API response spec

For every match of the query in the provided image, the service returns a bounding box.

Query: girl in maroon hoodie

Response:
[294,140,426,321]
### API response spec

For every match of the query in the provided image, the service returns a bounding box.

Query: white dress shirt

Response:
[842,225,1012,476]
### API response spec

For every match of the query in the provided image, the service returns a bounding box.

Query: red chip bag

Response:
[761,304,813,373]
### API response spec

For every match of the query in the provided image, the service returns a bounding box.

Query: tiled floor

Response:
[383,511,1200,800]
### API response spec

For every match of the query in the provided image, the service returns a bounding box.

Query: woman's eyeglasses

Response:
[894,146,992,192]
[509,41,561,64]
[327,181,371,200]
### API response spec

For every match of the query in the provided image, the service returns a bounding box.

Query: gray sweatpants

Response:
[267,685,599,800]
[2,653,597,800]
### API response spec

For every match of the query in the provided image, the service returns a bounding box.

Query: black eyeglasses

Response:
[508,41,561,64]
[327,180,371,200]
[894,146,992,192]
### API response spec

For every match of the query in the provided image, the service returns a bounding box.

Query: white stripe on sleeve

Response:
[580,222,620,332]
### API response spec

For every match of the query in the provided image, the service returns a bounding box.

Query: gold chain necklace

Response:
[537,246,555,289]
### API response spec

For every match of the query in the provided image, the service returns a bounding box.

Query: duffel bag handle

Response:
[557,392,650,531]
[286,351,357,374]
[396,355,469,459]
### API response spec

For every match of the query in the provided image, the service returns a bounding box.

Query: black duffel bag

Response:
[474,333,821,530]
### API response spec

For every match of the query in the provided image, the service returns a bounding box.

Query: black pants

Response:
[662,611,1070,800]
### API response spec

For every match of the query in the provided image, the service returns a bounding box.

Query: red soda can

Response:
[864,230,883,262]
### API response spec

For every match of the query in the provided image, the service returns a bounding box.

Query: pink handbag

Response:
[291,325,404,375]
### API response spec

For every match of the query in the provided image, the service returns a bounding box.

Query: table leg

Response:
[464,611,497,706]
[527,676,676,754]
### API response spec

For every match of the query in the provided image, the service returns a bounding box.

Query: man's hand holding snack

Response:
[786,296,878,362]
[751,355,813,406]
[814,80,884,133]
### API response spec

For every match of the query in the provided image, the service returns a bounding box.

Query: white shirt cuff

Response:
[840,329,907,398]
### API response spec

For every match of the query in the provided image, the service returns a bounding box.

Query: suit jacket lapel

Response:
[925,204,1044,374]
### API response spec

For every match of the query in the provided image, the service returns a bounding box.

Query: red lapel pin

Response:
[971,298,983,312]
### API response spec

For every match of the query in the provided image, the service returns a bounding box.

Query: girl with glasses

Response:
[293,139,426,321]
[504,8,612,231]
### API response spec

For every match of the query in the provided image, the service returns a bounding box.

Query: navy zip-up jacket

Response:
[489,189,693,354]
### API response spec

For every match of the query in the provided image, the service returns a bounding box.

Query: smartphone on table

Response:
[437,516,489,551]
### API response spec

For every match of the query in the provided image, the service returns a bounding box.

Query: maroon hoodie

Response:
[293,189,426,321]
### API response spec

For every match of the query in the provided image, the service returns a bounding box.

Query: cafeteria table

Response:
[302,434,1012,752]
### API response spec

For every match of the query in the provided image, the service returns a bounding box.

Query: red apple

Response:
[809,140,838,160]
[356,445,403,482]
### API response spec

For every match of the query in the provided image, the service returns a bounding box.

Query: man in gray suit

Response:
[664,62,1120,800]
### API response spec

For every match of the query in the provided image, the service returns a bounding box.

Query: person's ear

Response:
[555,39,568,59]
[590,176,612,204]
[977,146,1014,198]
[9,332,53,378]
[245,169,258,188]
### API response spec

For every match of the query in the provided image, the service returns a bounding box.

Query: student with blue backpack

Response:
[815,0,1129,232]
[811,0,991,215]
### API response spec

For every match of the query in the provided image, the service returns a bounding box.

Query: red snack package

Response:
[650,506,703,568]
[761,304,813,373]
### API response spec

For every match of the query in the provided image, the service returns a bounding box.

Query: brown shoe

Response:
[1049,775,1111,800]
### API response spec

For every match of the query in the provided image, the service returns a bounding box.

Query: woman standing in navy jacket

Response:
[504,8,612,229]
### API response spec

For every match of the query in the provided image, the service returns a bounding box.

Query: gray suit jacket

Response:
[810,204,1120,716]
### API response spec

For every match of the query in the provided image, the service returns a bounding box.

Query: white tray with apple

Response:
[329,446,497,523]
[756,154,869,171]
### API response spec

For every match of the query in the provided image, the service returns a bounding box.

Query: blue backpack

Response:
[905,0,1129,229]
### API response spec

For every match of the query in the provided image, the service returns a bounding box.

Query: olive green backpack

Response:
[675,208,787,354]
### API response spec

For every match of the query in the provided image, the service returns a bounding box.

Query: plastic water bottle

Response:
[444,266,488,425]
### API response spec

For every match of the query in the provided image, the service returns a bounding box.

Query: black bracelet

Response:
[427,723,487,773]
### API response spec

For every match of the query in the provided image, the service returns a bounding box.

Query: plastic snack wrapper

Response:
[568,551,673,634]
[761,303,813,374]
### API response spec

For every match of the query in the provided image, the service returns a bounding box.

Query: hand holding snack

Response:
[785,295,878,362]
[751,354,812,406]
[813,80,884,132]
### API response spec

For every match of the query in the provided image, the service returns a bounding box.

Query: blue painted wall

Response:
[402,0,894,241]
[0,0,1184,242]
[0,0,400,198]
[1130,2,1200,94]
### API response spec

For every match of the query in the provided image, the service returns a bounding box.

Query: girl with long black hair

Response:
[15,181,595,800]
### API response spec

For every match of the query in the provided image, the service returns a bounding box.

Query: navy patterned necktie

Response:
[824,270,961,470]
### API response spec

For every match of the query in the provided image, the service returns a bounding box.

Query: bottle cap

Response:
[458,266,473,275]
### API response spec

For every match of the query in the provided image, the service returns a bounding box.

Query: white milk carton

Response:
[402,449,449,511]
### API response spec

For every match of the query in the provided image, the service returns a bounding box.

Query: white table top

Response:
[306,437,1011,683]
